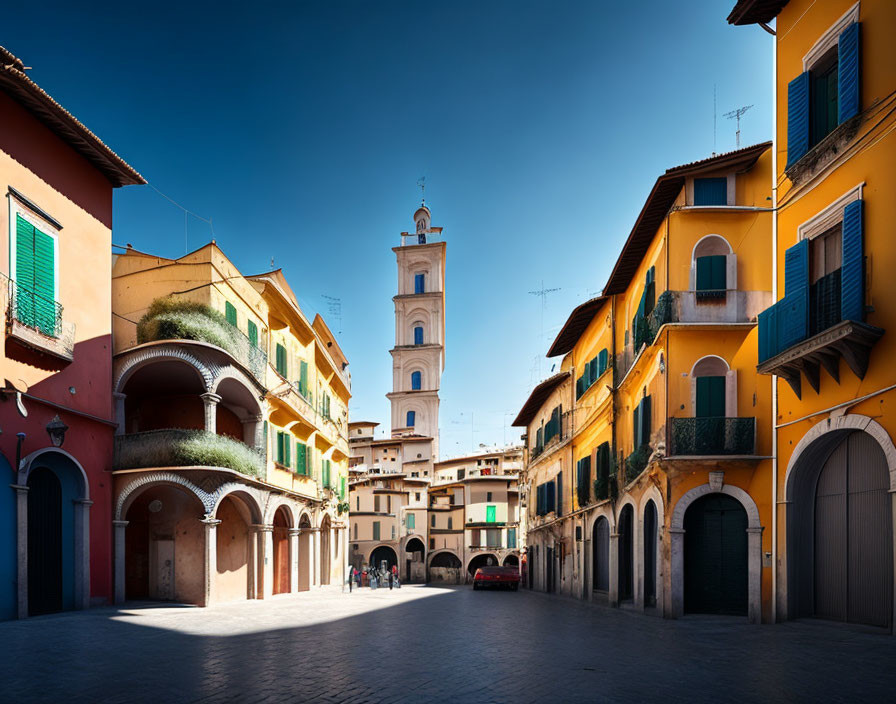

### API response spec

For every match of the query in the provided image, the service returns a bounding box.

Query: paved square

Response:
[1,585,894,703]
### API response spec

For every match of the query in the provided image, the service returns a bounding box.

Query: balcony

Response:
[624,444,651,484]
[757,268,883,398]
[669,417,756,457]
[6,280,74,361]
[530,411,571,461]
[137,298,268,384]
[114,429,265,477]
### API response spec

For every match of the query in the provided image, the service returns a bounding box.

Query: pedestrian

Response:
[388,569,394,590]
[356,568,362,590]
[348,566,355,592]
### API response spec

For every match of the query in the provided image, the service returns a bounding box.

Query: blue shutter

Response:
[414,326,423,345]
[778,290,809,349]
[786,72,811,167]
[415,273,425,294]
[785,239,809,296]
[406,410,415,427]
[758,304,779,362]
[411,371,422,390]
[694,177,728,206]
[841,199,864,322]
[838,22,861,124]
[598,349,608,376]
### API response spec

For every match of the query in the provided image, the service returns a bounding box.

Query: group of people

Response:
[348,562,400,592]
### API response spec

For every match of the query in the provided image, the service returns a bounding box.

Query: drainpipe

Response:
[610,295,618,487]
[771,29,779,625]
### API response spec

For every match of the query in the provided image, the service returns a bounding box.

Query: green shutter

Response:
[275,343,287,376]
[225,301,237,326]
[341,476,346,500]
[407,513,415,530]
[696,376,726,418]
[15,215,37,328]
[299,360,309,396]
[296,442,307,475]
[247,319,258,347]
[33,228,55,335]
[486,505,496,523]
[284,435,291,467]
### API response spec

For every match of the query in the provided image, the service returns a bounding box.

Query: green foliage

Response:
[625,444,651,484]
[115,429,264,477]
[137,297,242,357]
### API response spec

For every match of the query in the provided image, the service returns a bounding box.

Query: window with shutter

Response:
[411,371,422,390]
[640,396,652,445]
[275,343,288,377]
[406,410,416,427]
[225,301,237,326]
[299,360,309,396]
[811,48,839,148]
[696,255,727,291]
[247,319,258,347]
[841,199,864,323]
[787,72,811,167]
[556,472,563,516]
[694,177,728,206]
[407,513,415,530]
[14,214,57,336]
[696,376,726,418]
[373,522,380,541]
[546,481,556,514]
[414,273,425,294]
[598,349,608,376]
[486,505,496,523]
[838,22,860,123]
[414,326,424,345]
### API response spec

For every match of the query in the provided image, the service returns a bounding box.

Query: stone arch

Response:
[428,549,461,567]
[211,484,264,524]
[690,354,729,378]
[670,481,763,623]
[115,471,211,521]
[638,483,665,612]
[115,344,213,394]
[691,233,733,261]
[689,354,737,419]
[265,497,296,527]
[19,447,89,499]
[368,543,398,567]
[467,553,499,575]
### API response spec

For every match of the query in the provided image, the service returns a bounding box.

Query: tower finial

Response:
[417,176,426,205]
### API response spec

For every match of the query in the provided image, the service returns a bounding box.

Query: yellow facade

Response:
[731,0,896,631]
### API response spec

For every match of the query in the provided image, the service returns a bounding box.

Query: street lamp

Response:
[46,415,68,447]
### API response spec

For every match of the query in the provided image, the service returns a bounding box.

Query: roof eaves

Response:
[546,295,608,357]
[727,0,788,25]
[511,371,570,428]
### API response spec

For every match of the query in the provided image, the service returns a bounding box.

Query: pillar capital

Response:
[200,392,223,405]
[288,528,302,537]
[113,519,129,528]
[113,391,127,400]
[74,499,94,507]
[253,524,275,533]
[242,413,265,425]
[9,484,28,494]
[201,518,222,527]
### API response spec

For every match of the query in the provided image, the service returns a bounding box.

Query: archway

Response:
[320,515,331,586]
[467,553,498,577]
[429,551,461,568]
[404,537,425,583]
[124,482,206,604]
[592,516,610,592]
[643,500,658,608]
[370,545,398,572]
[215,492,259,602]
[272,506,291,595]
[502,554,519,567]
[297,514,312,591]
[684,494,748,615]
[788,429,892,629]
[23,450,89,616]
[618,504,635,603]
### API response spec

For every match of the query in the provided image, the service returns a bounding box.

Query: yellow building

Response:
[110,242,349,606]
[730,0,896,631]
[517,143,776,623]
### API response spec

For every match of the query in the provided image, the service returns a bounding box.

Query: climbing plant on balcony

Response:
[114,429,264,477]
[624,444,651,485]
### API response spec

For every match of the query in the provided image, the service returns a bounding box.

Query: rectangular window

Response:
[431,514,436,527]
[486,505,496,523]
[471,528,481,546]
[486,491,492,502]
[406,411,416,427]
[693,177,728,206]
[556,471,563,516]
[486,529,501,548]
[696,376,726,418]
[298,360,309,396]
[275,343,288,377]
[407,513,415,530]
[414,273,425,294]
[696,255,727,292]
[374,495,380,512]
[391,525,396,540]
[247,319,258,347]
[811,48,839,148]
[447,516,453,530]
[429,538,435,550]
[225,301,237,326]
[295,442,308,475]
[373,521,380,541]
[14,213,57,336]
[276,431,291,467]
[508,528,517,549]
[340,476,347,500]
[414,326,424,345]
[356,496,360,511]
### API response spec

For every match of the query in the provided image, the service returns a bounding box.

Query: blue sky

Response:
[4,1,772,458]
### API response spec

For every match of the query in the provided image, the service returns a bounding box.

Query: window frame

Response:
[9,193,61,315]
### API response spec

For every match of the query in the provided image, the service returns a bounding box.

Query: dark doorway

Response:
[404,537,425,583]
[643,500,658,607]
[27,467,62,616]
[618,505,634,602]
[592,517,609,592]
[545,547,554,593]
[370,545,397,571]
[684,493,747,615]
[502,554,519,567]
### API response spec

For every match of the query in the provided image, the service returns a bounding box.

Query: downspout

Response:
[770,26,779,624]
[610,295,618,489]
[664,217,670,459]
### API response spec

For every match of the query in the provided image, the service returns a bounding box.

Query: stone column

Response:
[255,524,274,599]
[583,536,593,602]
[200,392,222,434]
[13,483,28,619]
[747,526,764,625]
[113,392,127,436]
[669,527,685,618]
[609,532,620,607]
[242,414,264,452]
[289,528,301,594]
[312,527,321,587]
[74,499,92,610]
[202,518,221,607]
[113,519,129,604]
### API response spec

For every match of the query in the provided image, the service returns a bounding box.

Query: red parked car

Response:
[473,566,520,591]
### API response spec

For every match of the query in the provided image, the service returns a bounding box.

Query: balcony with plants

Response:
[530,407,570,462]
[5,278,75,361]
[114,429,264,477]
[137,297,268,384]
[669,417,756,457]
[757,201,882,398]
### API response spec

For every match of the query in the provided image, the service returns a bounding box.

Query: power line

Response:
[146,182,215,254]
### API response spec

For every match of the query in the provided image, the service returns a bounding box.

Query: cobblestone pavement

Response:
[1,584,895,703]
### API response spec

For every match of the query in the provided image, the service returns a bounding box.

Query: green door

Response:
[696,376,725,417]
[486,505,496,523]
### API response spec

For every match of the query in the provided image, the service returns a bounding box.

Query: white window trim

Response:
[685,173,736,206]
[8,192,60,304]
[802,1,860,71]
[797,182,864,241]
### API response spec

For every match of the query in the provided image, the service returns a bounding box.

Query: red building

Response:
[0,45,143,619]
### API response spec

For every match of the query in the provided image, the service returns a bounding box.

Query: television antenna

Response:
[417,176,426,205]
[321,295,342,335]
[528,281,560,377]
[724,104,753,148]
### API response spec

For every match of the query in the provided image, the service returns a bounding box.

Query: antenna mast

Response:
[723,104,753,148]
[321,295,342,336]
[417,176,426,205]
[528,280,560,377]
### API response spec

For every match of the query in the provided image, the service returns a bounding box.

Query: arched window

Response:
[692,235,734,296]
[406,411,416,427]
[414,326,424,345]
[691,356,733,418]
[411,371,422,390]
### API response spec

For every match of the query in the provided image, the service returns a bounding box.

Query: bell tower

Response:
[386,203,446,459]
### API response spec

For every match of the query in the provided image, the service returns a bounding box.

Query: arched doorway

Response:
[643,500,658,608]
[370,545,398,572]
[124,483,206,604]
[502,554,519,567]
[319,516,331,586]
[592,516,610,592]
[618,504,634,602]
[430,551,461,568]
[272,506,291,595]
[684,493,747,615]
[216,493,258,602]
[404,537,425,582]
[298,515,312,591]
[789,430,892,628]
[468,553,498,577]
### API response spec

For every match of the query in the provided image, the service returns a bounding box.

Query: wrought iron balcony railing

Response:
[6,280,75,360]
[669,417,756,456]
